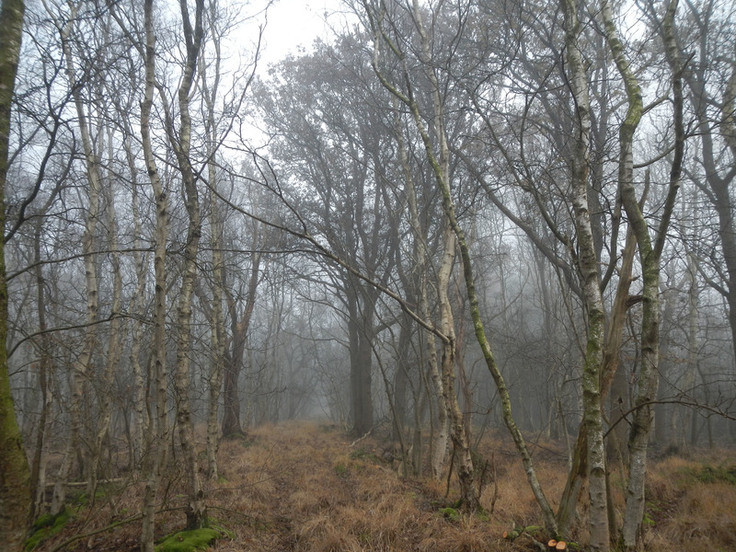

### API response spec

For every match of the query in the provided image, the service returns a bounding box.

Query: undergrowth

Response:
[25,507,73,551]
[27,421,736,552]
[155,525,233,552]
[684,464,736,485]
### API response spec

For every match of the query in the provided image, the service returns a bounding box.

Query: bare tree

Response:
[165,0,207,529]
[0,0,31,547]
[138,0,169,546]
[601,0,683,546]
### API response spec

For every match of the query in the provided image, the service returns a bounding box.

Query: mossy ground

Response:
[155,526,231,552]
[25,507,73,550]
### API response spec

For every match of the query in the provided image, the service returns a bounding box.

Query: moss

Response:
[349,447,380,463]
[439,507,460,522]
[25,507,73,550]
[334,462,348,477]
[155,525,232,552]
[475,509,490,522]
[686,464,736,485]
[71,485,107,506]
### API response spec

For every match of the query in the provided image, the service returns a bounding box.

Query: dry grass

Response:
[30,422,736,552]
[640,455,736,552]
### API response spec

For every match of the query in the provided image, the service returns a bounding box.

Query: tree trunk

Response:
[139,0,169,547]
[562,0,609,548]
[607,0,683,546]
[53,6,102,509]
[90,125,123,503]
[168,0,206,529]
[391,313,412,440]
[396,117,447,478]
[435,223,478,510]
[222,248,261,439]
[29,203,57,519]
[200,23,225,478]
[0,0,31,547]
[682,251,699,450]
[557,222,637,535]
[347,285,375,436]
[124,132,148,470]
[205,164,225,479]
[365,0,555,523]
[431,223,457,484]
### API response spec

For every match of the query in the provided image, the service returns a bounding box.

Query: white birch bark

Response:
[123,133,148,468]
[167,0,206,528]
[90,123,123,501]
[396,116,446,478]
[560,0,609,548]
[139,0,169,547]
[48,1,101,511]
[200,14,225,479]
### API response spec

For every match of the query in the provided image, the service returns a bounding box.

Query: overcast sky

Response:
[258,0,350,66]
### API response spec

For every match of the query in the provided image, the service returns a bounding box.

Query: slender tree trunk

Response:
[392,313,411,440]
[396,117,447,478]
[435,222,479,509]
[455,312,473,449]
[222,331,245,438]
[561,0,609,547]
[0,0,31,547]
[29,196,58,519]
[364,0,555,523]
[605,0,682,546]
[53,7,101,510]
[90,125,123,502]
[200,12,225,478]
[124,133,148,469]
[683,252,699,450]
[429,225,454,482]
[410,1,477,509]
[347,283,375,436]
[557,210,638,535]
[222,248,261,438]
[168,0,206,529]
[205,143,225,480]
[140,0,169,547]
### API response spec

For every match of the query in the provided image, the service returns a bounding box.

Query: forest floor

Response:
[30,420,736,552]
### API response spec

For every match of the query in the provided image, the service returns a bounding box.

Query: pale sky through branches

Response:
[258,0,346,67]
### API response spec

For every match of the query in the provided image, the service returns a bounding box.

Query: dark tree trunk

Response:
[222,251,261,438]
[349,314,374,436]
[0,0,31,548]
[222,347,244,438]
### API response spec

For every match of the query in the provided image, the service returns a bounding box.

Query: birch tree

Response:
[358,0,557,520]
[42,0,103,512]
[559,0,609,547]
[138,0,169,546]
[167,0,207,529]
[600,0,683,546]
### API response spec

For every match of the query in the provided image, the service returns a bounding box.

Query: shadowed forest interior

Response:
[0,0,735,551]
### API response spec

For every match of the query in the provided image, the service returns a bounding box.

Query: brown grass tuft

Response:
[31,422,736,552]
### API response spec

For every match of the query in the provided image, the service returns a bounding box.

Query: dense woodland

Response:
[0,0,735,551]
